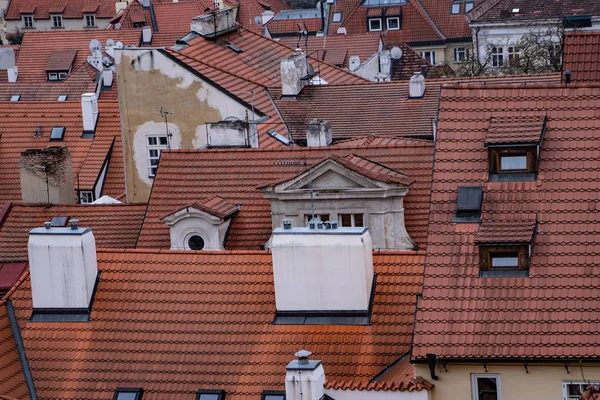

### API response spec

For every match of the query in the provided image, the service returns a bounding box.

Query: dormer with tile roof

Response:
[259,154,416,250]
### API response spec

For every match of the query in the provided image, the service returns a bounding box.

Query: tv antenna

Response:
[160,107,174,149]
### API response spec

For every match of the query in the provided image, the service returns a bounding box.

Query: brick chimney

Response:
[306,119,332,147]
[28,219,98,310]
[285,350,325,400]
[280,50,309,97]
[19,146,75,204]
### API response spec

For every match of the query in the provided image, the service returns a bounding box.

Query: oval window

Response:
[188,235,205,250]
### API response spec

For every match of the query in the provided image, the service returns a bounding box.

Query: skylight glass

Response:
[10,95,20,102]
[57,95,68,101]
[50,127,65,141]
[363,0,405,6]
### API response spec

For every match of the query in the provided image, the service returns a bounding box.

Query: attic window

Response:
[485,116,546,182]
[453,186,482,223]
[196,389,226,400]
[57,95,68,101]
[10,95,20,102]
[114,388,143,400]
[50,127,65,141]
[451,2,460,14]
[563,16,592,29]
[368,18,382,31]
[332,12,342,22]
[261,391,286,400]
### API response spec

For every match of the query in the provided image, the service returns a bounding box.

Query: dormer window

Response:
[485,115,546,182]
[451,2,460,14]
[22,15,34,28]
[85,14,97,27]
[52,15,63,28]
[465,0,474,12]
[45,49,77,81]
[368,18,382,31]
[475,218,537,278]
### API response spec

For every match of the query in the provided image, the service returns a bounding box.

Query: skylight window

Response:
[196,389,226,400]
[499,154,527,171]
[57,95,68,101]
[50,127,65,141]
[451,2,460,14]
[261,391,286,400]
[332,12,342,22]
[10,95,20,102]
[113,388,143,400]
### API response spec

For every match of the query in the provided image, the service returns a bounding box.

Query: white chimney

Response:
[336,27,347,35]
[349,55,360,72]
[261,9,274,24]
[409,72,426,98]
[280,50,309,97]
[285,350,325,400]
[271,225,373,312]
[102,68,113,88]
[81,93,99,133]
[306,119,332,147]
[191,8,236,37]
[7,66,18,83]
[141,0,150,8]
[142,26,152,44]
[28,220,98,310]
[0,47,16,69]
[379,50,391,75]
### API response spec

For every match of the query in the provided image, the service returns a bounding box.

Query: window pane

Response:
[198,395,219,400]
[159,137,168,145]
[340,214,351,227]
[116,393,139,400]
[369,19,381,31]
[465,2,474,12]
[264,396,285,400]
[451,3,460,14]
[476,377,498,400]
[147,137,157,145]
[500,155,527,170]
[491,255,519,268]
[354,214,364,227]
[332,12,342,22]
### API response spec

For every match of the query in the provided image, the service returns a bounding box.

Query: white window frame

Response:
[48,72,59,81]
[471,374,501,400]
[465,1,474,12]
[52,14,63,27]
[332,12,342,23]
[491,46,504,67]
[451,2,460,14]
[386,17,400,30]
[454,47,468,63]
[146,135,168,177]
[22,15,34,28]
[368,18,382,32]
[420,51,436,65]
[85,14,96,27]
[79,191,94,204]
[563,381,600,400]
[507,46,522,62]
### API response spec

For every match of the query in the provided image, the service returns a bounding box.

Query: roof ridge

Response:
[409,0,446,41]
[96,248,272,255]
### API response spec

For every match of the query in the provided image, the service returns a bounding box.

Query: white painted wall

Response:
[4,17,112,35]
[163,207,232,250]
[325,388,430,400]
[271,228,373,311]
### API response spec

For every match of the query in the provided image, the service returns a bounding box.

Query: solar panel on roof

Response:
[50,127,65,141]
[456,186,482,212]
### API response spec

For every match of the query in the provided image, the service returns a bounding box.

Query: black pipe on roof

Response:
[5,300,38,400]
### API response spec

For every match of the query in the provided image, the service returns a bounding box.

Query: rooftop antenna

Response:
[159,107,174,149]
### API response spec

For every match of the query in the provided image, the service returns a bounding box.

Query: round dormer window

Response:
[187,235,205,250]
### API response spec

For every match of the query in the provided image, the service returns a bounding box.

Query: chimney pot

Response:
[286,350,325,400]
[283,218,292,229]
[44,221,52,229]
[409,72,426,99]
[70,219,80,230]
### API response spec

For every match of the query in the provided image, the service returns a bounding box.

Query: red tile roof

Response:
[235,0,290,32]
[0,287,29,400]
[0,263,27,292]
[417,0,477,40]
[4,0,117,20]
[475,218,537,245]
[333,153,414,185]
[0,100,125,203]
[277,34,381,69]
[0,203,147,263]
[165,196,239,220]
[413,83,600,361]
[390,42,455,81]
[153,1,216,33]
[16,30,141,82]
[136,140,434,250]
[266,17,322,35]
[4,248,428,398]
[470,0,600,23]
[271,82,440,141]
[484,115,546,145]
[44,49,78,71]
[563,32,600,83]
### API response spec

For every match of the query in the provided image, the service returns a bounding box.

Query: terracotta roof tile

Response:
[165,196,239,220]
[5,0,117,20]
[412,83,600,361]
[390,43,455,81]
[417,0,479,39]
[0,203,146,263]
[266,17,322,34]
[153,1,216,33]
[4,248,428,398]
[136,141,434,250]
[333,153,414,185]
[0,100,125,203]
[563,32,600,83]
[469,0,600,23]
[0,302,28,399]
[475,218,537,245]
[44,49,78,72]
[484,115,546,145]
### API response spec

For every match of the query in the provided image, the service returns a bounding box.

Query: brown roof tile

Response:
[484,115,546,145]
[0,301,28,399]
[4,248,428,398]
[165,196,239,220]
[469,0,600,23]
[390,43,455,81]
[412,83,600,361]
[44,49,78,72]
[475,218,537,244]
[136,140,434,250]
[563,32,600,83]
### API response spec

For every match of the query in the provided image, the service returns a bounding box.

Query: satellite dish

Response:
[90,39,103,53]
[102,57,112,66]
[390,46,403,60]
[115,41,124,49]
[254,15,261,24]
[106,38,115,48]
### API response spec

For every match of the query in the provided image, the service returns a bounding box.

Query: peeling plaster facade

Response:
[116,48,255,202]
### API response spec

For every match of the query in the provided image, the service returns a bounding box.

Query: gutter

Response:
[5,300,37,400]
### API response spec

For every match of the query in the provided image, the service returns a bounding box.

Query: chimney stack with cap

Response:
[409,71,426,98]
[306,119,332,147]
[81,93,99,134]
[280,49,309,97]
[285,350,325,400]
[28,220,98,310]
[190,7,236,38]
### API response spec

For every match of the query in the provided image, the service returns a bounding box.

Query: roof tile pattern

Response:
[475,218,536,244]
[0,101,125,203]
[333,153,415,185]
[563,32,600,83]
[5,0,117,20]
[418,0,476,39]
[0,263,28,292]
[413,84,600,360]
[470,0,600,23]
[166,196,239,220]
[0,302,28,400]
[136,142,434,250]
[272,82,439,141]
[485,115,545,145]
[390,43,455,81]
[0,203,147,263]
[6,249,427,399]
[266,17,322,34]
[45,49,77,72]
